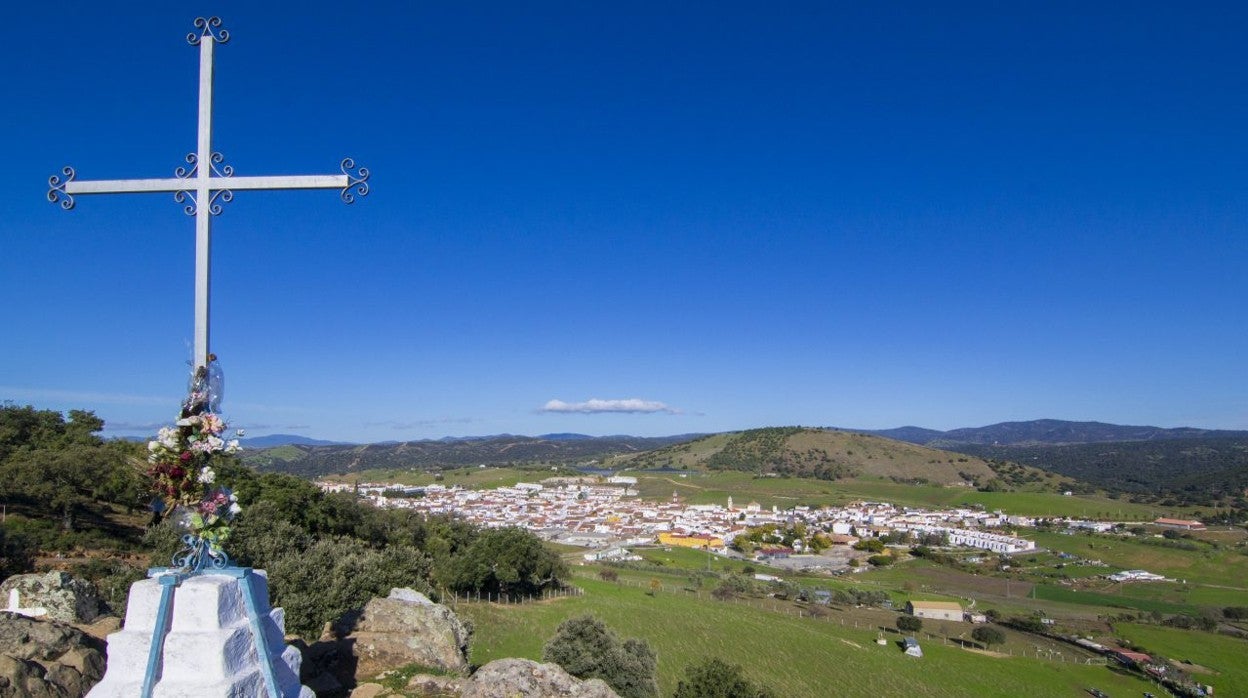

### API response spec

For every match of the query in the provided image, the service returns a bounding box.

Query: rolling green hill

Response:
[611,427,1045,487]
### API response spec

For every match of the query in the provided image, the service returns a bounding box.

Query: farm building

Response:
[1153,517,1206,531]
[905,600,964,621]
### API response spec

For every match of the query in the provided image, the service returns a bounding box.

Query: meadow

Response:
[455,573,1161,697]
[1112,622,1248,696]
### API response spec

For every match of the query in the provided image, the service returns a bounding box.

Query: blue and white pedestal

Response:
[88,568,312,698]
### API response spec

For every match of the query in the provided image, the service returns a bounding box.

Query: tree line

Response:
[0,404,568,638]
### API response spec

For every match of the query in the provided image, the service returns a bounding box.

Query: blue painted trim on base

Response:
[138,566,286,698]
[238,569,283,698]
[141,573,181,698]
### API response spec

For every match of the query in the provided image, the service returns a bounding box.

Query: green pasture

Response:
[1113,622,1248,696]
[456,576,1159,697]
[1031,584,1200,616]
[1029,531,1248,588]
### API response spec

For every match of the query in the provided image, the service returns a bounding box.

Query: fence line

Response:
[440,585,585,607]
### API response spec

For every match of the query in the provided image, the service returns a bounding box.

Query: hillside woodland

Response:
[244,434,693,478]
[0,404,567,640]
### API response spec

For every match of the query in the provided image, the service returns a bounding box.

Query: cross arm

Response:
[47,159,369,210]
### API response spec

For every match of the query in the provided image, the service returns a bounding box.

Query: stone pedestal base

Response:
[88,569,312,698]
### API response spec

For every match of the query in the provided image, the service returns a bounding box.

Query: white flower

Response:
[147,440,161,452]
[228,503,242,515]
[225,439,241,454]
[206,435,225,452]
[229,493,238,502]
[198,466,216,484]
[236,428,246,437]
[158,427,180,449]
[175,416,197,427]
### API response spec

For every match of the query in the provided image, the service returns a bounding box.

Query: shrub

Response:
[543,615,659,698]
[674,657,775,698]
[598,568,619,582]
[867,554,894,567]
[0,527,35,582]
[268,537,433,638]
[971,626,1006,647]
[896,615,922,633]
[440,527,566,597]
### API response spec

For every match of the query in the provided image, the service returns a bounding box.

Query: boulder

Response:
[331,588,471,681]
[461,659,619,698]
[1,573,100,624]
[0,611,106,697]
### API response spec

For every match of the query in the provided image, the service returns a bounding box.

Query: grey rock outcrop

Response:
[325,588,471,685]
[461,659,619,698]
[0,611,106,697]
[0,572,100,624]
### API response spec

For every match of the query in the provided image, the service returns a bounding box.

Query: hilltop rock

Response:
[308,588,470,692]
[0,611,106,697]
[461,658,619,698]
[1,572,101,624]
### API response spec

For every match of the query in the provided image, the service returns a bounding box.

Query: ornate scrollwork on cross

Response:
[208,152,234,178]
[47,167,76,210]
[340,158,370,204]
[175,152,199,179]
[173,152,234,215]
[172,533,231,574]
[187,17,230,46]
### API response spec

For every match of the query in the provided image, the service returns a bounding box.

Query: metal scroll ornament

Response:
[172,532,231,573]
[47,167,76,210]
[340,158,370,204]
[187,16,230,45]
[173,152,235,215]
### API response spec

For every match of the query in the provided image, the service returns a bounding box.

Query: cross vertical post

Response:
[194,28,216,372]
[46,16,371,378]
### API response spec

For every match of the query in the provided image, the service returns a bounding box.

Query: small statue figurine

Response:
[181,352,224,417]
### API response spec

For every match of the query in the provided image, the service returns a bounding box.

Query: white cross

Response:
[47,17,369,374]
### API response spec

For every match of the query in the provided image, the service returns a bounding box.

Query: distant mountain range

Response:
[857,419,1248,447]
[239,420,1248,506]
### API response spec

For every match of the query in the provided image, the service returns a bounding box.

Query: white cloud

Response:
[541,398,679,415]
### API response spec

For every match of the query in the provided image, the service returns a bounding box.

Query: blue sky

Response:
[2,2,1246,442]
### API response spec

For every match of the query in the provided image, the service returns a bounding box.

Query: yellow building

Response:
[658,532,724,549]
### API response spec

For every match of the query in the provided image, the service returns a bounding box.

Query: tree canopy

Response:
[673,657,775,698]
[543,615,659,698]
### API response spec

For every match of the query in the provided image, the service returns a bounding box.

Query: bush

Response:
[543,615,659,698]
[867,554,894,567]
[0,526,35,582]
[1224,606,1248,620]
[674,657,775,698]
[598,568,619,582]
[971,626,1006,647]
[268,537,433,638]
[440,527,566,597]
[853,538,885,553]
[896,615,922,633]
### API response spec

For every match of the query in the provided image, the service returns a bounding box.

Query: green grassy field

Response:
[1113,622,1248,696]
[1029,531,1248,588]
[455,575,1160,697]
